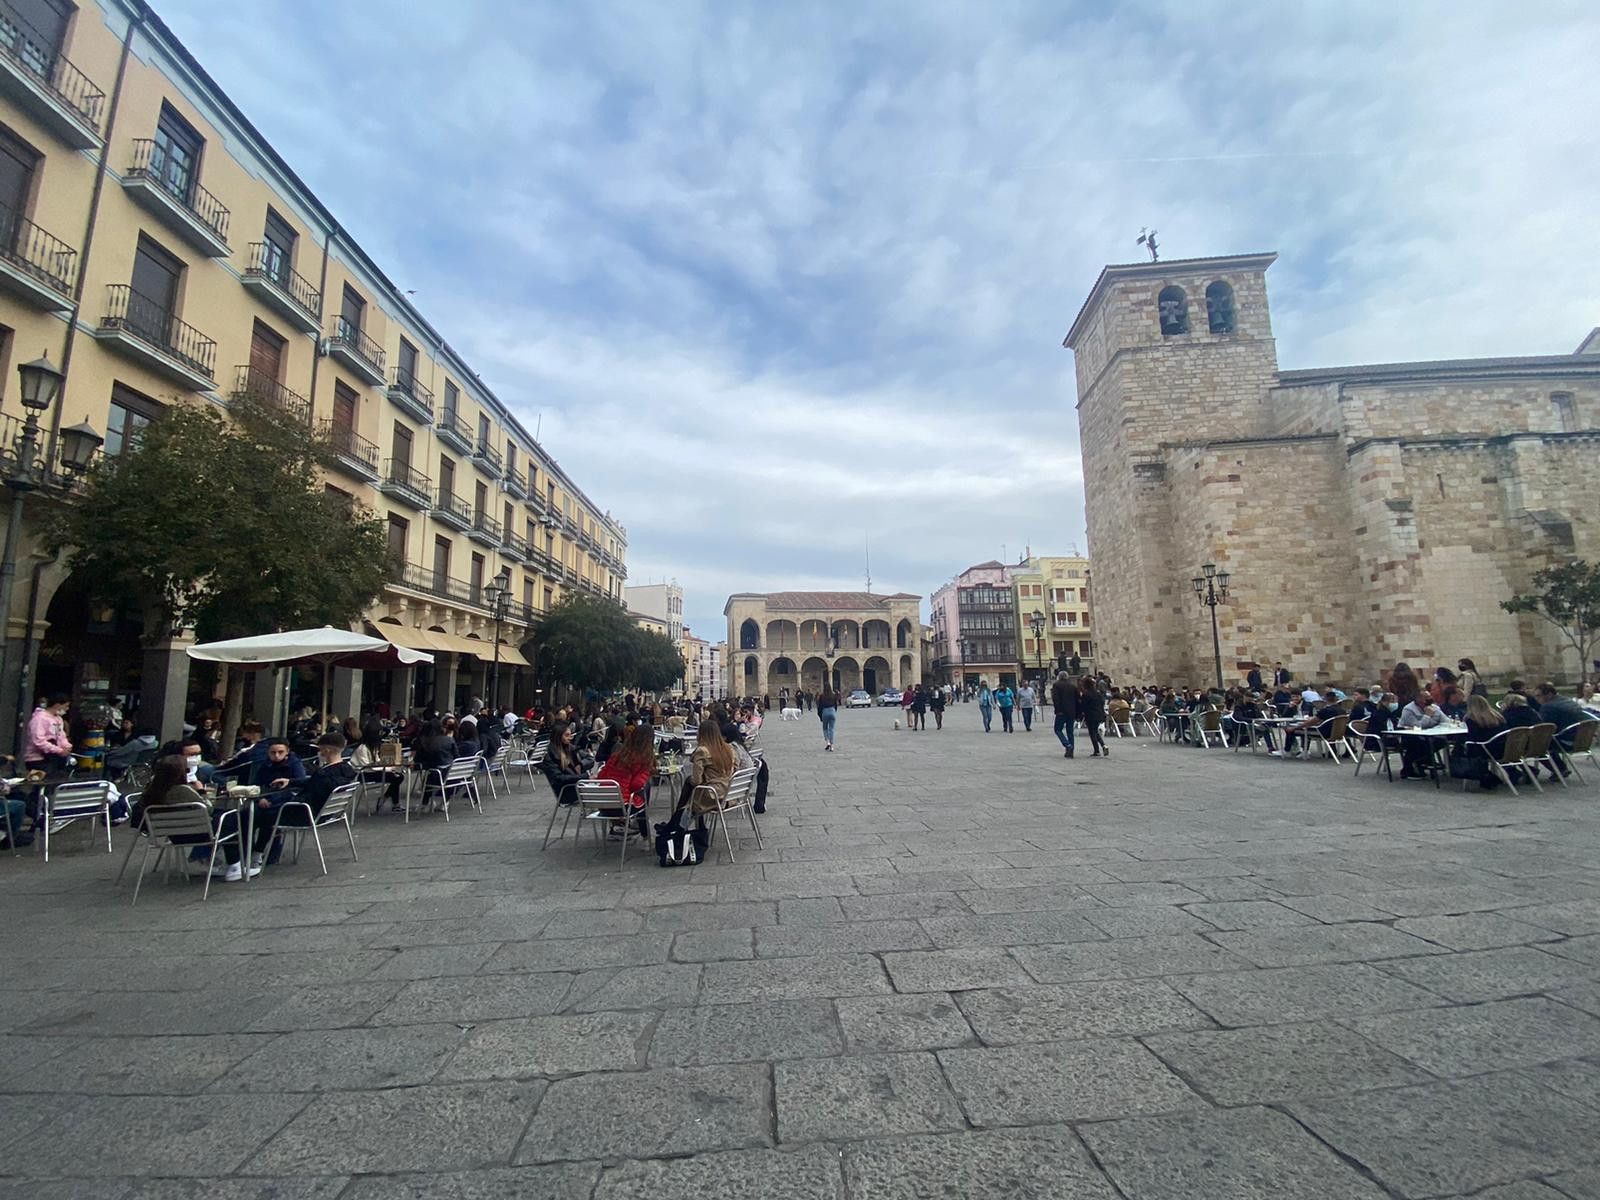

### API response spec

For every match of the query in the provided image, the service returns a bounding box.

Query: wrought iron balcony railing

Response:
[232,365,309,423]
[101,285,216,380]
[244,241,321,321]
[0,1,105,132]
[127,138,230,244]
[0,200,76,296]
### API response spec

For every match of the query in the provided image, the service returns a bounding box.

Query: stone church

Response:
[1063,252,1600,687]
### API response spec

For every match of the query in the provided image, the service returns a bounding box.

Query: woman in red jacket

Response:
[597,724,656,839]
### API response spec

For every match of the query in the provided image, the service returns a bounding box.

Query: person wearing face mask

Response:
[262,732,358,864]
[1396,695,1445,780]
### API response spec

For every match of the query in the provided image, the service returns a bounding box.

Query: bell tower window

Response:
[1205,280,1236,334]
[1157,285,1189,336]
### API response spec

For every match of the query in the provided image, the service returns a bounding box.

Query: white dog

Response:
[780,706,803,721]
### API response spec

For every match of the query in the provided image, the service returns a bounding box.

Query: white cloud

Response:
[157,0,1600,640]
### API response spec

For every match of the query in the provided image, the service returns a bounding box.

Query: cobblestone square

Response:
[4,706,1600,1196]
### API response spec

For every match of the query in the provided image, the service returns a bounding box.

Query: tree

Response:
[1501,559,1600,690]
[529,593,683,695]
[49,395,391,746]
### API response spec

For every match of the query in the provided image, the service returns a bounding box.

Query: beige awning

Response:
[368,621,449,654]
[492,642,530,668]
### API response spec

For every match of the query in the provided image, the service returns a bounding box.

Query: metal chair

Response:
[541,768,582,850]
[1513,723,1562,792]
[1554,720,1598,782]
[270,782,360,875]
[41,780,114,861]
[481,744,513,801]
[412,756,481,821]
[576,778,634,868]
[1192,710,1225,748]
[703,766,761,863]
[128,802,241,904]
[1302,715,1349,762]
[1348,719,1393,780]
[1463,726,1530,796]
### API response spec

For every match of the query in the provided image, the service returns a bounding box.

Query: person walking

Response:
[816,685,840,752]
[930,686,945,730]
[901,686,915,730]
[1079,675,1108,757]
[1051,671,1078,758]
[977,682,994,732]
[995,682,1016,732]
[1018,681,1037,732]
[910,684,927,730]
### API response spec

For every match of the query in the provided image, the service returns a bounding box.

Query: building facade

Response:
[1011,553,1093,685]
[929,562,1019,689]
[725,591,922,698]
[681,628,706,698]
[0,0,627,738]
[1064,251,1600,686]
[626,581,684,691]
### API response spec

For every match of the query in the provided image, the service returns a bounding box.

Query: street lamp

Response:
[482,567,512,710]
[1190,562,1232,691]
[0,355,101,732]
[1028,610,1046,689]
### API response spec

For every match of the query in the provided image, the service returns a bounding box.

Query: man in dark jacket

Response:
[1536,684,1587,776]
[1051,672,1079,759]
[1246,663,1264,693]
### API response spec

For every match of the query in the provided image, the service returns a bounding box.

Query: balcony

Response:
[231,365,309,424]
[93,285,216,391]
[324,316,386,387]
[387,366,434,425]
[316,418,380,482]
[0,2,103,147]
[241,242,321,333]
[503,467,527,499]
[435,408,473,454]
[471,440,502,475]
[468,510,501,547]
[501,532,529,563]
[0,202,75,311]
[393,563,477,608]
[378,459,432,510]
[959,599,1015,613]
[433,489,470,531]
[122,139,230,257]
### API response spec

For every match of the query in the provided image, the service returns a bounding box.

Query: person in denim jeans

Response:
[816,687,839,752]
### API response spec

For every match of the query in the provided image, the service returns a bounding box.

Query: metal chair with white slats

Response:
[270,782,360,875]
[42,780,115,861]
[128,802,240,904]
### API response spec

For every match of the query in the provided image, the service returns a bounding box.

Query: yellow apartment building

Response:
[0,0,626,738]
[1011,554,1093,686]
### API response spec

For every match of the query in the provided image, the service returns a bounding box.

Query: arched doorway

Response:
[799,620,829,652]
[862,619,891,649]
[801,656,829,693]
[35,570,146,725]
[832,656,861,693]
[765,620,798,651]
[742,654,759,696]
[739,619,760,650]
[863,655,890,695]
[896,619,914,649]
[831,619,860,650]
[900,654,916,688]
[769,656,797,696]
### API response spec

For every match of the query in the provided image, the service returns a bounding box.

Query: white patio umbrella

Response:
[187,626,434,728]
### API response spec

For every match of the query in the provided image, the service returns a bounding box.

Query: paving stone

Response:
[437,1011,654,1079]
[1271,893,1399,923]
[517,1065,769,1163]
[881,946,1032,992]
[1374,945,1594,1002]
[1392,911,1563,950]
[337,1163,599,1200]
[1292,1072,1600,1197]
[957,884,1100,915]
[595,1144,842,1200]
[1549,1166,1600,1200]
[775,897,846,924]
[1081,881,1210,906]
[1545,933,1600,964]
[481,934,668,974]
[251,1082,543,1173]
[216,1024,466,1091]
[0,1033,73,1086]
[643,901,777,932]
[532,908,645,938]
[774,1051,965,1143]
[673,930,754,961]
[1516,899,1600,936]
[1170,963,1442,1027]
[917,909,1103,948]
[241,982,407,1032]
[366,942,503,980]
[380,972,573,1023]
[1144,1021,1430,1104]
[940,1038,1199,1125]
[122,1180,348,1200]
[842,1125,1121,1200]
[1182,899,1318,930]
[836,992,976,1052]
[649,999,843,1066]
[1014,933,1251,982]
[956,980,1212,1044]
[837,892,972,921]
[563,964,702,1011]
[755,919,930,958]
[0,1093,309,1177]
[699,953,892,1003]
[1080,1104,1391,1199]
[1079,905,1220,938]
[0,1180,132,1200]
[1347,996,1600,1076]
[1550,980,1600,1017]
[1360,884,1528,917]
[1519,1057,1600,1111]
[1205,921,1446,967]
[4,1034,263,1095]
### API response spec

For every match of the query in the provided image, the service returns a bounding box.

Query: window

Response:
[439,456,455,497]
[477,413,490,449]
[1553,392,1577,433]
[1080,640,1094,656]
[523,577,534,610]
[1205,280,1236,334]
[544,586,553,610]
[324,483,353,512]
[397,338,418,389]
[1158,285,1188,335]
[339,284,364,339]
[152,102,203,204]
[106,384,160,456]
[1053,612,1069,628]
[443,380,459,419]
[261,207,296,285]
[506,443,517,475]
[386,514,408,565]
[431,536,450,585]
[0,125,40,222]
[503,501,514,533]
[332,380,357,432]
[247,319,285,383]
[474,480,487,518]
[470,553,485,596]
[130,233,182,327]
[12,0,70,63]
[1065,613,1078,626]
[391,421,411,466]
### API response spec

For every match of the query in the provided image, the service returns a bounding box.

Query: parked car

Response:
[846,689,873,708]
[877,688,903,706]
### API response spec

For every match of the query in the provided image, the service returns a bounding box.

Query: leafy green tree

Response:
[1501,559,1600,690]
[50,395,391,745]
[529,593,682,695]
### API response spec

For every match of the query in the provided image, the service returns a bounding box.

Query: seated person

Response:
[596,725,655,839]
[1460,695,1508,790]
[349,720,403,812]
[1439,686,1468,721]
[104,726,160,774]
[1277,695,1344,757]
[1501,693,1543,729]
[541,721,587,806]
[1270,685,1295,716]
[0,777,29,849]
[1228,694,1263,748]
[454,717,482,760]
[1397,696,1445,779]
[411,719,457,770]
[130,754,259,881]
[1535,682,1588,774]
[479,717,502,762]
[1108,693,1132,728]
[201,721,270,786]
[273,732,357,825]
[1347,687,1379,726]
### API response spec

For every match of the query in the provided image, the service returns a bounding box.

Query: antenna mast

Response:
[864,535,872,594]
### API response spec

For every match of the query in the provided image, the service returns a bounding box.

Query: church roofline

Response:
[1277,353,1600,387]
[1062,252,1278,350]
[1578,328,1600,355]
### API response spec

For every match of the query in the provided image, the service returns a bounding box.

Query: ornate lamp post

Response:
[1190,562,1231,691]
[1028,610,1046,690]
[481,567,512,710]
[0,356,101,733]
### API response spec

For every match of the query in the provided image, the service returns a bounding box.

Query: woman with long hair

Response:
[598,724,656,838]
[1389,662,1421,709]
[815,685,840,752]
[1462,693,1507,791]
[132,754,258,880]
[689,717,736,813]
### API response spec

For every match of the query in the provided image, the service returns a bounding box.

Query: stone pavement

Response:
[3,707,1600,1197]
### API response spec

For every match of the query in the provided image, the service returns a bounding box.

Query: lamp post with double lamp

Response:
[1190,562,1231,691]
[0,355,102,745]
[1029,610,1046,693]
[481,567,512,711]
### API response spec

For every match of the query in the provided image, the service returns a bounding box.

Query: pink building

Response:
[929,561,1021,688]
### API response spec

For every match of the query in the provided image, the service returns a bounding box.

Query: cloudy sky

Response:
[160,0,1599,641]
